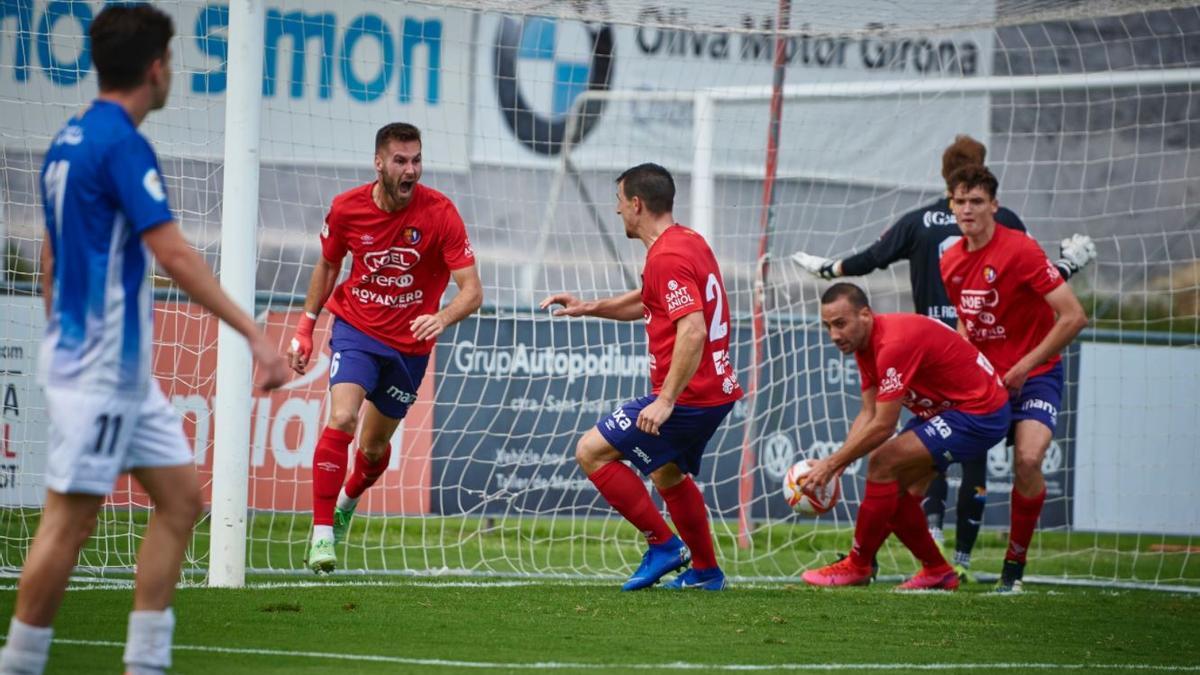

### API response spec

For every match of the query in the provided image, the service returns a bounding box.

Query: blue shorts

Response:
[328,318,429,420]
[1009,361,1063,434]
[902,405,1011,472]
[595,395,734,476]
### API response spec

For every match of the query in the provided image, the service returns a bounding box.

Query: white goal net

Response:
[1,0,1197,589]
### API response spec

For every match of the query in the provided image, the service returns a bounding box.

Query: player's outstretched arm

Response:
[288,255,341,373]
[1001,284,1088,393]
[792,217,916,280]
[411,264,484,341]
[142,221,289,390]
[539,289,643,321]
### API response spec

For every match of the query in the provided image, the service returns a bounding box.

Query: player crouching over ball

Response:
[801,283,1010,591]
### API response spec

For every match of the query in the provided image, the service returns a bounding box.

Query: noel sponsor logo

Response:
[364,247,421,273]
[958,288,999,314]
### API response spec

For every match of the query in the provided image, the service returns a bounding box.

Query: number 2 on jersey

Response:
[704,273,728,341]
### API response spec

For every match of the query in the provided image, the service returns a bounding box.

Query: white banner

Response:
[471,1,993,188]
[0,297,47,507]
[1075,342,1200,536]
[0,1,473,169]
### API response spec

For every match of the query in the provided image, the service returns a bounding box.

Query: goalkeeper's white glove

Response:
[791,251,841,280]
[1056,233,1097,276]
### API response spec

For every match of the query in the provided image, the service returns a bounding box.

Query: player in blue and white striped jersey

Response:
[0,7,289,675]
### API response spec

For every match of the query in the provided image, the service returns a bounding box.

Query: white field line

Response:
[10,639,1198,672]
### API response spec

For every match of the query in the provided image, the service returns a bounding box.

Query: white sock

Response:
[335,488,359,512]
[929,526,945,544]
[0,617,53,675]
[312,525,334,543]
[123,608,175,675]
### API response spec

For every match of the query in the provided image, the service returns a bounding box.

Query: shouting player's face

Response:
[375,139,423,207]
[950,185,998,241]
[820,298,872,354]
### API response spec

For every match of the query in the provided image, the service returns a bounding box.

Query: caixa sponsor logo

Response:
[493,16,615,155]
[363,247,420,273]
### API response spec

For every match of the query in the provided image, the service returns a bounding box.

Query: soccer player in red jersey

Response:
[801,283,1011,590]
[940,164,1088,592]
[790,135,1097,582]
[541,163,742,591]
[287,123,483,574]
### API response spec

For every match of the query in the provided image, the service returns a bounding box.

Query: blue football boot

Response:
[664,566,727,591]
[622,536,690,591]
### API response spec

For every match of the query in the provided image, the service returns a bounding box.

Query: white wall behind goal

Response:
[1074,342,1200,536]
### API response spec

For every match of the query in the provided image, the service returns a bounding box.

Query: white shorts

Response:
[44,383,193,496]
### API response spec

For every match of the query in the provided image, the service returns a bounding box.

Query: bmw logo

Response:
[493,16,615,156]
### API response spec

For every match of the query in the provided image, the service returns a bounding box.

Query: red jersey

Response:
[641,225,742,407]
[940,224,1065,378]
[321,182,475,355]
[855,313,1008,419]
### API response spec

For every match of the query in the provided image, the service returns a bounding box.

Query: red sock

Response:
[659,476,717,570]
[312,427,353,526]
[891,492,949,569]
[1007,487,1046,563]
[849,480,900,568]
[588,462,673,545]
[344,446,392,500]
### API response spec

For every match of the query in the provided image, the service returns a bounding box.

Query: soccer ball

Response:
[782,459,841,516]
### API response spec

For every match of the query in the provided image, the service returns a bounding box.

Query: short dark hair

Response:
[820,282,870,310]
[90,5,174,92]
[376,123,422,151]
[946,164,999,200]
[941,135,987,188]
[616,163,675,215]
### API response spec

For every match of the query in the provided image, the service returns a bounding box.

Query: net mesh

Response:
[0,0,1197,587]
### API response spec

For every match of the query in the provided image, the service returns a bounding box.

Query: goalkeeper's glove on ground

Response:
[791,251,841,280]
[1056,233,1097,277]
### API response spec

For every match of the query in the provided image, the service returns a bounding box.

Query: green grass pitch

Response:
[1,510,1198,673]
[0,577,1196,674]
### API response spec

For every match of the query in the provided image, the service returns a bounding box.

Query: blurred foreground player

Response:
[0,6,288,674]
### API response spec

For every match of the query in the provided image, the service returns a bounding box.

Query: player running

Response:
[800,284,1011,591]
[940,164,1088,593]
[288,123,482,574]
[541,163,742,591]
[790,135,1096,581]
[0,7,289,674]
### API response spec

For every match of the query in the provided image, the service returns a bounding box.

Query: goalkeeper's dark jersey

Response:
[839,198,1027,326]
